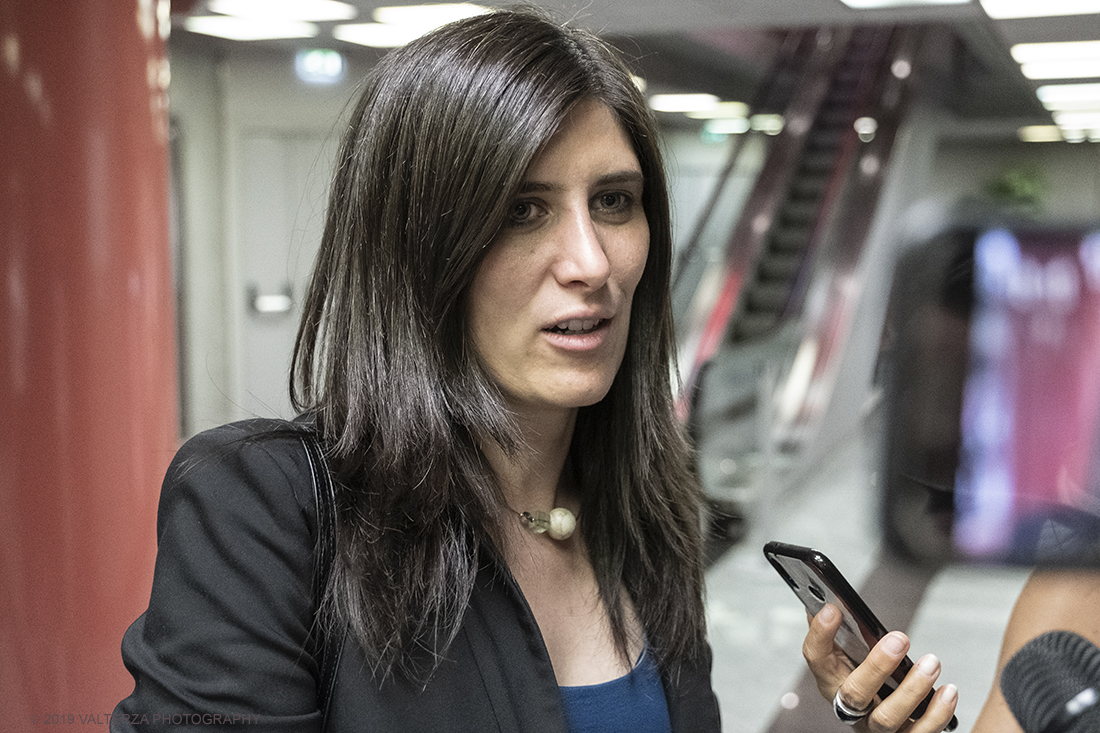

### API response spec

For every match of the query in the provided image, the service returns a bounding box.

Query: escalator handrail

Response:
[672,28,812,293]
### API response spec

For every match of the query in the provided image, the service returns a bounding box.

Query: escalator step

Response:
[747,281,791,311]
[734,312,780,340]
[825,96,859,114]
[780,200,818,226]
[834,66,866,83]
[800,150,837,173]
[789,174,829,199]
[824,90,859,109]
[771,227,812,251]
[759,252,803,279]
[816,107,856,127]
[805,127,847,150]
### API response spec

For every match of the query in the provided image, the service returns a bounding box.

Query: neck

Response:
[483,405,577,515]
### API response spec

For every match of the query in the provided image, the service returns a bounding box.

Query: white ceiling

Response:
[176,1,1100,124]
[326,0,1093,41]
[479,0,986,34]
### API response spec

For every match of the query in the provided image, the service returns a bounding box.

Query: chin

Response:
[514,378,616,413]
[551,379,617,409]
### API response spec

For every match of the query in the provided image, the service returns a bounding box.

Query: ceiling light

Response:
[334,3,489,48]
[1018,125,1064,142]
[981,0,1100,18]
[1042,100,1100,111]
[1037,83,1100,103]
[1021,60,1100,80]
[1053,110,1100,127]
[854,116,878,142]
[207,0,357,21]
[1013,41,1100,83]
[838,0,968,7]
[648,94,719,113]
[1012,40,1100,64]
[296,48,346,85]
[860,153,881,176]
[750,114,785,135]
[1037,83,1100,110]
[686,101,750,119]
[333,23,423,47]
[703,118,751,135]
[372,3,489,26]
[182,16,319,41]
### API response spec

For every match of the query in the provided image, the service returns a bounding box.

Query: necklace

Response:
[517,507,577,541]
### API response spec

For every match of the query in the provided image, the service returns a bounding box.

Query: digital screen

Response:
[883,224,1100,565]
[953,228,1100,562]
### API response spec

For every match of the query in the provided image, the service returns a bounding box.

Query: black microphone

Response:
[1001,630,1100,733]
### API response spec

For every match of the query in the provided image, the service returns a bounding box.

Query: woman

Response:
[115,10,715,732]
[113,9,955,733]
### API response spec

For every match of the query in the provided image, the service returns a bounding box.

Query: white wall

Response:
[169,44,372,436]
[929,135,1100,223]
[169,47,231,436]
[662,128,767,254]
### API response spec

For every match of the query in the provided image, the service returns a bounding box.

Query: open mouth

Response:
[547,318,604,336]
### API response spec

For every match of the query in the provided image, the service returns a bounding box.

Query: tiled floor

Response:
[699,398,1031,732]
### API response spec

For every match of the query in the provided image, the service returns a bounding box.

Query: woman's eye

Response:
[505,200,543,227]
[594,192,633,214]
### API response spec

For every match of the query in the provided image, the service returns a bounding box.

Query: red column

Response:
[0,0,179,725]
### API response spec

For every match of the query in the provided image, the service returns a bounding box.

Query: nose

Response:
[551,208,611,289]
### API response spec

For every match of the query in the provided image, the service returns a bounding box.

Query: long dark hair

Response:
[291,8,706,681]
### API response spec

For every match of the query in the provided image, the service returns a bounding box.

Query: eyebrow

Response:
[516,169,644,194]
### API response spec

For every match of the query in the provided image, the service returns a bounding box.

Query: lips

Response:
[549,318,603,335]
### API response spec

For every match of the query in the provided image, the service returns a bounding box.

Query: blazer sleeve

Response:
[112,421,323,732]
[666,641,723,732]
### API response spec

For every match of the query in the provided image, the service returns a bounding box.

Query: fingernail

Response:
[819,605,837,623]
[941,683,958,704]
[916,653,941,677]
[883,632,907,655]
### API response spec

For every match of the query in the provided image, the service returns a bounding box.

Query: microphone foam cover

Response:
[1001,630,1100,733]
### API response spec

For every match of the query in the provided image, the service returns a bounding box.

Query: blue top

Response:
[559,649,672,733]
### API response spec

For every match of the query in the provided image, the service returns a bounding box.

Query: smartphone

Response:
[763,541,958,731]
[883,223,1100,566]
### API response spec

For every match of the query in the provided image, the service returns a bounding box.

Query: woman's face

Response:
[468,99,650,420]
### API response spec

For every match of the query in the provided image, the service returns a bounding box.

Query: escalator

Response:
[674,25,926,533]
[733,27,895,342]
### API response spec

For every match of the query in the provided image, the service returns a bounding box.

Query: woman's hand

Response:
[803,604,959,732]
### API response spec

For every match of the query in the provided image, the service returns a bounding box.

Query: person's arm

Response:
[112,422,323,732]
[802,604,958,732]
[970,570,1100,733]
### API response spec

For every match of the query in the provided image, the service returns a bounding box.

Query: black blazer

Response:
[112,420,721,732]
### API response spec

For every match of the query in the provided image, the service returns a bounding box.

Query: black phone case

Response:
[763,541,958,731]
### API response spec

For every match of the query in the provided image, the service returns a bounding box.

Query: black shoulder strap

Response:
[299,433,343,727]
